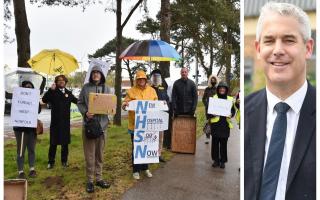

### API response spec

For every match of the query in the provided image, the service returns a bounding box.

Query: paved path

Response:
[122,126,240,200]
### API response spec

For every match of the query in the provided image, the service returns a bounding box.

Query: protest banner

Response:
[84,58,110,84]
[11,87,40,128]
[88,93,117,114]
[207,97,233,117]
[131,100,169,164]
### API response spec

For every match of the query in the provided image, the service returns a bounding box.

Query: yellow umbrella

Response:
[28,49,79,75]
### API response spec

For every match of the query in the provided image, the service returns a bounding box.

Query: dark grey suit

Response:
[244,83,316,200]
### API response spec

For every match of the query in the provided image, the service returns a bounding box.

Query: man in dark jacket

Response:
[150,69,169,162]
[172,67,198,116]
[42,75,78,169]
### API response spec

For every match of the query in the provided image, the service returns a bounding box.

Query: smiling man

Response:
[244,2,316,200]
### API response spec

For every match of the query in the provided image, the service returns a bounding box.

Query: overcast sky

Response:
[3,1,209,83]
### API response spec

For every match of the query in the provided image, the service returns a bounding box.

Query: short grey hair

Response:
[256,2,311,42]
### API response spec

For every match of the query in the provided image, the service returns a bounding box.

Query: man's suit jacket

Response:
[244,83,316,200]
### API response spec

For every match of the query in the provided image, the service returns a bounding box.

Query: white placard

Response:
[208,97,232,117]
[128,100,169,112]
[11,87,40,128]
[135,111,169,131]
[84,58,110,84]
[133,130,159,164]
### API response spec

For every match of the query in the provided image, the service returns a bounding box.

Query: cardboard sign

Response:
[135,112,169,131]
[88,93,116,114]
[208,97,233,117]
[4,179,27,200]
[172,116,196,154]
[133,130,159,164]
[11,87,40,128]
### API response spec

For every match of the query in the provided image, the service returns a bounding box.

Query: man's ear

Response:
[305,38,314,59]
[255,40,261,59]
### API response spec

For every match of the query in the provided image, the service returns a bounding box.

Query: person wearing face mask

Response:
[122,70,158,180]
[150,69,169,162]
[42,75,78,170]
[77,66,111,193]
[13,81,41,179]
[208,82,235,169]
[202,74,219,144]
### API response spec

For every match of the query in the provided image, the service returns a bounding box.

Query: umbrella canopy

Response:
[28,49,79,75]
[119,40,181,61]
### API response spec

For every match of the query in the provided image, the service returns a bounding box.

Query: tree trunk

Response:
[114,0,123,125]
[159,0,171,78]
[13,0,30,67]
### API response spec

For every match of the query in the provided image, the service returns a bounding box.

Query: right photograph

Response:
[244,1,316,200]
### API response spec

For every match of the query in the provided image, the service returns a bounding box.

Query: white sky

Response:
[3,1,209,83]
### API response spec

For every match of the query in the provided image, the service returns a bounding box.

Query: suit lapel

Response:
[247,89,268,195]
[286,84,316,192]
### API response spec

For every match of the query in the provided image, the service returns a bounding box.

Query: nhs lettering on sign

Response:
[130,100,169,164]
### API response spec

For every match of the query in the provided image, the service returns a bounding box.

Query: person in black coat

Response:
[42,75,78,169]
[208,82,235,169]
[172,67,198,116]
[150,69,169,162]
[202,74,219,144]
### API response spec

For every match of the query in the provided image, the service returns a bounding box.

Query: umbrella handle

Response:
[20,132,24,157]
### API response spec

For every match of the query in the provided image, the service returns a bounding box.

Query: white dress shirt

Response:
[264,80,308,200]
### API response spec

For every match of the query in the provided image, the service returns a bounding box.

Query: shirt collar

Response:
[266,80,308,114]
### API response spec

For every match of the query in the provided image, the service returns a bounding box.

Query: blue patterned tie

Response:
[259,102,290,200]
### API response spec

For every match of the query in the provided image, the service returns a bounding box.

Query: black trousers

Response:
[211,137,228,163]
[48,144,69,164]
[130,134,148,173]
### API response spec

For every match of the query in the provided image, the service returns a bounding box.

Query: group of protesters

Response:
[13,65,239,193]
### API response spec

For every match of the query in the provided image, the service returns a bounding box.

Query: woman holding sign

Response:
[208,82,235,169]
[122,70,158,180]
[13,81,41,179]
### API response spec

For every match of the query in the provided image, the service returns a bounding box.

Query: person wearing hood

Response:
[202,74,219,144]
[77,65,111,193]
[13,81,41,179]
[209,82,235,169]
[172,67,198,117]
[42,75,78,169]
[122,70,158,180]
[150,69,169,162]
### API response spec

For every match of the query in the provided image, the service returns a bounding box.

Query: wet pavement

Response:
[122,125,240,200]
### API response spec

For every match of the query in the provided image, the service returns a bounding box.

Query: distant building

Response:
[244,0,316,93]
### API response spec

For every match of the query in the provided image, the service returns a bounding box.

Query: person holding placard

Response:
[208,82,235,169]
[77,65,111,193]
[42,75,78,169]
[122,70,158,180]
[13,81,41,179]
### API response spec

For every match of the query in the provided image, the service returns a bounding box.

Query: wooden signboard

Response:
[171,116,196,154]
[4,179,27,200]
[88,93,117,115]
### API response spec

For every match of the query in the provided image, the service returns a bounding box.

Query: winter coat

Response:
[172,78,198,115]
[202,74,219,119]
[210,82,235,138]
[151,85,169,103]
[42,88,77,145]
[77,66,110,132]
[123,71,158,131]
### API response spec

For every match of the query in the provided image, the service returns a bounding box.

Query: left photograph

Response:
[3,1,240,200]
